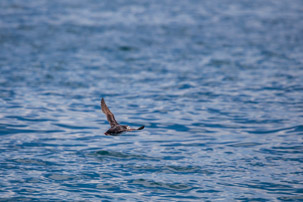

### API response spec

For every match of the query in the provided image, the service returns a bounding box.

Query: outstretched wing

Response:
[101,98,119,127]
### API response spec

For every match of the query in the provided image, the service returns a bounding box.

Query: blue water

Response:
[1,0,303,201]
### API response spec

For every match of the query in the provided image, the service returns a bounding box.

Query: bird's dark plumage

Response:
[101,98,144,135]
[101,98,118,127]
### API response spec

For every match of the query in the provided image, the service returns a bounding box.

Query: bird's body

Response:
[101,98,144,135]
[104,125,130,135]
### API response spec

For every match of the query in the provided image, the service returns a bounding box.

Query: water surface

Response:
[1,0,303,201]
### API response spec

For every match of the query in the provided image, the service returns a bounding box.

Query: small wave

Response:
[228,142,263,148]
[5,115,54,122]
[94,150,159,161]
[54,123,98,130]
[163,124,190,132]
[129,179,193,191]
[236,181,293,191]
[126,164,214,175]
[46,174,76,181]
[259,146,303,155]
[0,124,64,135]
[247,125,303,134]
[12,158,57,166]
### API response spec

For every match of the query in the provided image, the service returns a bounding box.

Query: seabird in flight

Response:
[101,98,144,135]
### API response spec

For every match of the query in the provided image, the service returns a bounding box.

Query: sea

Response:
[0,0,303,201]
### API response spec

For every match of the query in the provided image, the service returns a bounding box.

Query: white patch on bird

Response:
[127,126,131,129]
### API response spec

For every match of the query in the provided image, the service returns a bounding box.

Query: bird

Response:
[101,98,145,135]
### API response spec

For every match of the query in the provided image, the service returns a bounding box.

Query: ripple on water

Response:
[247,125,303,134]
[124,164,215,175]
[93,150,160,161]
[228,142,263,148]
[129,179,193,191]
[12,158,57,166]
[0,124,64,136]
[47,174,76,181]
[0,0,303,201]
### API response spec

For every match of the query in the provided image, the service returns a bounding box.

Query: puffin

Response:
[101,98,145,135]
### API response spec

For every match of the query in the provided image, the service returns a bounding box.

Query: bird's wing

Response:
[101,98,119,127]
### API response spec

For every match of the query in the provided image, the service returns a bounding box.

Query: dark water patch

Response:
[17,141,86,149]
[105,142,134,147]
[94,150,159,161]
[54,123,98,130]
[161,194,202,200]
[289,125,303,133]
[192,122,244,130]
[282,157,303,163]
[5,115,54,122]
[0,198,54,202]
[196,189,221,193]
[162,124,189,132]
[118,46,137,52]
[162,156,185,161]
[129,179,193,191]
[0,126,64,136]
[259,146,303,155]
[237,181,294,191]
[124,164,214,175]
[12,158,57,166]
[78,172,101,180]
[177,83,195,90]
[163,165,214,175]
[271,146,303,153]
[247,125,300,134]
[74,135,103,141]
[233,117,285,125]
[0,89,16,100]
[228,142,263,148]
[235,197,270,202]
[0,123,27,129]
[0,127,38,136]
[46,174,76,181]
[1,0,303,200]
[278,195,303,201]
[162,142,207,147]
